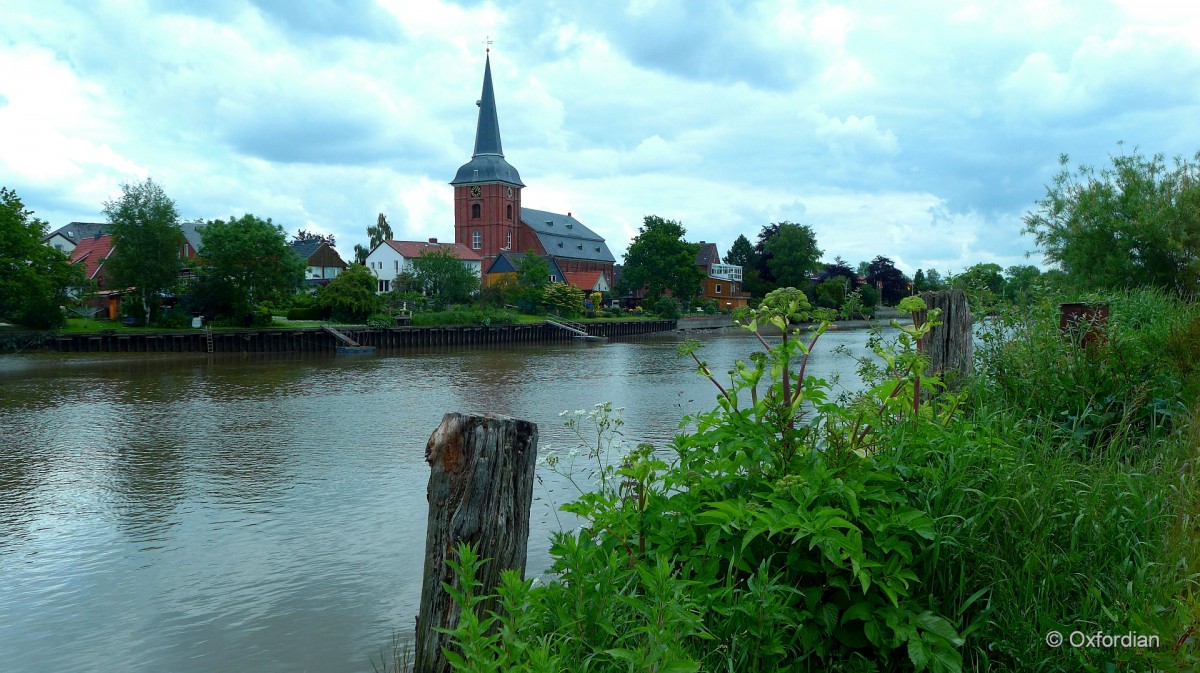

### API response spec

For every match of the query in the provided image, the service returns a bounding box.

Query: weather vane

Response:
[483,35,493,53]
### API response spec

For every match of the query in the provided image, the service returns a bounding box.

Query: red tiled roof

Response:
[564,271,608,292]
[69,234,115,283]
[383,240,482,261]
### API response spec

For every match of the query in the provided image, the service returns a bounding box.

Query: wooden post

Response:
[414,413,538,673]
[916,290,974,391]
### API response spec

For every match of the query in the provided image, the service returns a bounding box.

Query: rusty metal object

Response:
[1059,302,1109,348]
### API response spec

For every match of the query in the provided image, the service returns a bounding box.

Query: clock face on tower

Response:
[507,186,514,198]
[470,186,481,198]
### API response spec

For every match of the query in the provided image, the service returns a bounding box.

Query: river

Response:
[0,326,883,673]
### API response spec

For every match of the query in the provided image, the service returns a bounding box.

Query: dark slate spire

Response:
[473,54,503,157]
[452,53,524,186]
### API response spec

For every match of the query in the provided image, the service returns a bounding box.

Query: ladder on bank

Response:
[204,326,214,353]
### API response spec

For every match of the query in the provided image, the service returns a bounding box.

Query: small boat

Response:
[336,345,377,355]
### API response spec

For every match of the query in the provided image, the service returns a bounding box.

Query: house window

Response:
[394,260,399,271]
[506,204,513,220]
[715,284,722,294]
[505,231,512,249]
[471,203,481,219]
[472,231,481,249]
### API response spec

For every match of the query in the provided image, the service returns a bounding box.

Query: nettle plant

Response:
[443,288,972,672]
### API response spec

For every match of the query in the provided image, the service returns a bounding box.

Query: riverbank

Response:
[3,319,678,354]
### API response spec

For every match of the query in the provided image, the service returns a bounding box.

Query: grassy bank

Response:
[429,287,1198,672]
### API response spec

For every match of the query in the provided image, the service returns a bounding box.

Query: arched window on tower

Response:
[472,231,481,249]
[505,231,512,249]
[471,203,481,219]
[506,204,513,220]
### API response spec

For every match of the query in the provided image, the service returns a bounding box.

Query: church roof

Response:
[451,54,524,187]
[521,208,615,263]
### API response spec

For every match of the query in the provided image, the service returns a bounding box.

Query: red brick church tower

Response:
[451,53,524,266]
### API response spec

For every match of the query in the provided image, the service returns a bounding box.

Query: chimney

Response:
[428,237,438,244]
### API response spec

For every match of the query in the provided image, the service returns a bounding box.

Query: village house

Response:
[364,238,482,293]
[695,241,750,310]
[289,239,348,289]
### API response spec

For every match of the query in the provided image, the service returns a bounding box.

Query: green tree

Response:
[318,263,381,322]
[865,256,908,305]
[103,178,185,325]
[0,187,83,328]
[410,248,479,308]
[1023,148,1200,295]
[823,256,858,288]
[953,263,1005,296]
[764,222,823,288]
[913,269,928,292]
[513,251,552,310]
[924,269,947,291]
[619,215,704,305]
[724,234,756,269]
[194,214,304,321]
[541,282,583,317]
[354,213,393,265]
[1003,264,1043,304]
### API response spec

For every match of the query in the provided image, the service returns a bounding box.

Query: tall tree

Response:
[354,213,394,265]
[953,263,1005,297]
[410,248,480,308]
[765,222,823,288]
[724,234,756,269]
[0,187,83,328]
[1023,149,1200,295]
[1004,264,1043,303]
[293,229,336,247]
[619,215,705,305]
[194,214,304,320]
[103,178,185,324]
[865,256,908,305]
[753,222,783,283]
[823,256,858,287]
[912,269,929,293]
[924,269,947,291]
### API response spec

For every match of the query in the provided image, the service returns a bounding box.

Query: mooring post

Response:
[916,289,974,391]
[414,413,538,673]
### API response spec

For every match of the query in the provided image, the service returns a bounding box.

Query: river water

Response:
[0,327,882,673]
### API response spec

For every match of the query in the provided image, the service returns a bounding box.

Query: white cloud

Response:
[1,0,1197,277]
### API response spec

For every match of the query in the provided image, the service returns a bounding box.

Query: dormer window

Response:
[472,231,481,249]
[557,242,563,248]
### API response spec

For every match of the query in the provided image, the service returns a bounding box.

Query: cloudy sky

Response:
[3,0,1198,276]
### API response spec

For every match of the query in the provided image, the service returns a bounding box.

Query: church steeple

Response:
[451,53,524,187]
[473,54,503,157]
[452,50,524,262]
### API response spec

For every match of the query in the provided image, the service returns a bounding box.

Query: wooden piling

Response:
[916,289,974,390]
[414,413,538,673]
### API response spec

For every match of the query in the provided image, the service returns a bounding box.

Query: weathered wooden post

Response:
[414,413,538,673]
[916,289,974,390]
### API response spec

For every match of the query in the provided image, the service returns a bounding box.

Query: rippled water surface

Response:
[0,328,880,673]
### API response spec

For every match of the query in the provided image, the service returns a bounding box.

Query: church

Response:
[451,54,615,287]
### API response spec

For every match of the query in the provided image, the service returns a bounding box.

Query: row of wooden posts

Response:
[41,320,678,354]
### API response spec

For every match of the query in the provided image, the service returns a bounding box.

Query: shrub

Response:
[366,313,393,329]
[410,308,518,327]
[286,306,330,321]
[650,296,680,319]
